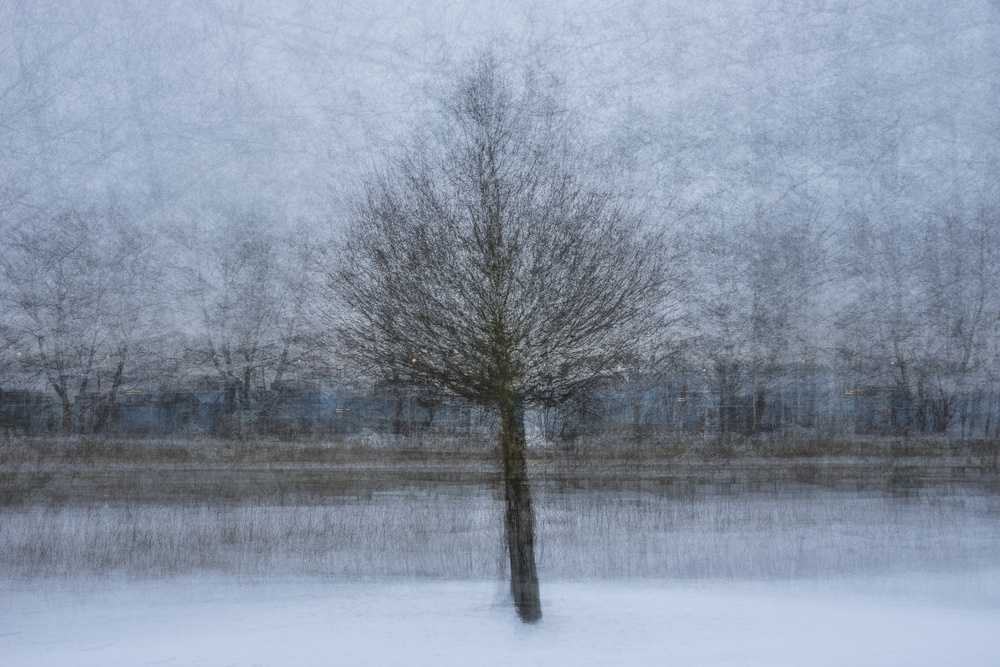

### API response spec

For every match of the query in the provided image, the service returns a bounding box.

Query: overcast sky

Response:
[3,0,998,238]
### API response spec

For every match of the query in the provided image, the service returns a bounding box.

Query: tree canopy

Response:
[335,57,668,409]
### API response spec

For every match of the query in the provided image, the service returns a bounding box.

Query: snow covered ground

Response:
[3,485,999,665]
[3,574,1000,666]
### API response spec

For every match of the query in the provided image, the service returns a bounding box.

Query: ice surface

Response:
[3,574,999,666]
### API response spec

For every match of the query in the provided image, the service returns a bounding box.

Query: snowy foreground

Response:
[3,483,999,664]
[3,573,1000,666]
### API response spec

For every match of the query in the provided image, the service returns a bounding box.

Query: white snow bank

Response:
[3,574,999,666]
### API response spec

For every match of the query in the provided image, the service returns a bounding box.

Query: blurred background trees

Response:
[1,201,159,433]
[1,0,999,442]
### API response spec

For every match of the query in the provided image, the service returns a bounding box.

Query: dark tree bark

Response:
[499,398,541,622]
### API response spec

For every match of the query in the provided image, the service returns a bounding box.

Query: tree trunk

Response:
[498,397,542,623]
[259,341,291,433]
[57,389,72,435]
[225,383,238,439]
[92,358,126,434]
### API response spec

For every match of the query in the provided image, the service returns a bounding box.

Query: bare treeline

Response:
[2,0,1000,440]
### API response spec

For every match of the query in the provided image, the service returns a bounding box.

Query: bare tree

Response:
[688,210,827,440]
[1,202,159,434]
[333,56,669,622]
[184,211,321,439]
[914,206,1000,437]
